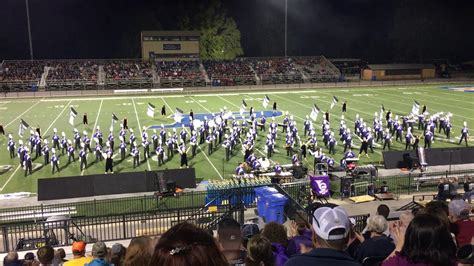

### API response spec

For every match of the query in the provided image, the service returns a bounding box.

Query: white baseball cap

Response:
[312,205,350,241]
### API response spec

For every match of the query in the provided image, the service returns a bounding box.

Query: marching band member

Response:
[178,142,190,168]
[42,139,50,165]
[51,148,59,174]
[459,121,469,146]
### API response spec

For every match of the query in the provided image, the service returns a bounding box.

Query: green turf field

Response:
[0,84,473,194]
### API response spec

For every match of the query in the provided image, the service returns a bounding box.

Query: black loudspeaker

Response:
[166,180,176,192]
[156,172,168,194]
[292,166,304,179]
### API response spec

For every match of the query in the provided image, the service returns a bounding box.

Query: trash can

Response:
[254,186,279,219]
[265,193,288,224]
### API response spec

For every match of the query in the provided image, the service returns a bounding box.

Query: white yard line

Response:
[40,95,185,102]
[1,100,72,191]
[375,89,474,120]
[44,100,73,135]
[0,166,21,191]
[132,98,151,171]
[4,99,42,128]
[91,99,104,132]
[190,96,213,113]
[270,94,310,122]
[161,97,224,179]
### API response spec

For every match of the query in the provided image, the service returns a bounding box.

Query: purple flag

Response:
[310,175,330,197]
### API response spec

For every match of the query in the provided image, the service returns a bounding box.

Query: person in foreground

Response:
[284,204,361,266]
[382,213,457,266]
[149,222,228,266]
[64,240,93,266]
[85,242,111,266]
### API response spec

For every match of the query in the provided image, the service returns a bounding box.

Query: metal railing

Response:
[0,184,370,253]
[1,169,472,224]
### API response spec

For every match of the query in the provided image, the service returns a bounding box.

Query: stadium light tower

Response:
[284,0,287,57]
[25,0,34,60]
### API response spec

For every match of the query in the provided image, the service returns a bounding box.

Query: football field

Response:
[0,84,473,194]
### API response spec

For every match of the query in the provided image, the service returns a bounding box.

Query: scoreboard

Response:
[141,31,200,60]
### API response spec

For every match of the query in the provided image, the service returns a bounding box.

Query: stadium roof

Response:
[141,30,200,37]
[366,64,435,70]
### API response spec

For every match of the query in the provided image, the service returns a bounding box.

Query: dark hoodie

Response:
[285,248,361,266]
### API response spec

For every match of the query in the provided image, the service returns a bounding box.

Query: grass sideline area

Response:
[0,84,473,194]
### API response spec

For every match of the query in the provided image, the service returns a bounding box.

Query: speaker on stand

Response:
[154,171,174,210]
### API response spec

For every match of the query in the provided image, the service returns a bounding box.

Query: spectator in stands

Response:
[261,222,289,266]
[64,241,93,266]
[124,236,152,266]
[285,204,360,266]
[110,243,126,266]
[383,213,457,266]
[286,221,313,256]
[448,199,474,248]
[437,177,451,201]
[376,204,390,220]
[217,218,246,264]
[241,222,260,249]
[449,177,459,199]
[150,222,228,266]
[23,252,37,266]
[457,243,474,265]
[425,200,449,217]
[245,235,275,266]
[37,246,55,266]
[86,241,110,266]
[345,218,362,259]
[3,251,22,266]
[463,175,474,203]
[53,248,67,264]
[354,215,395,263]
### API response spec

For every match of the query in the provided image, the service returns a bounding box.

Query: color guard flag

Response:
[240,99,247,115]
[310,104,320,121]
[262,95,270,108]
[147,103,155,118]
[330,96,339,109]
[111,113,119,129]
[19,119,29,137]
[69,107,78,126]
[174,107,183,123]
[411,100,420,115]
[310,175,331,197]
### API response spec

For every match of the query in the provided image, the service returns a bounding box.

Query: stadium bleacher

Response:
[0,56,345,91]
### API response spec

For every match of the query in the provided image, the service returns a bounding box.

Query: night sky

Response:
[1,0,473,62]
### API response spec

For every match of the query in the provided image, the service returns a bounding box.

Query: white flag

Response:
[240,100,247,115]
[147,103,155,118]
[310,104,320,121]
[330,96,339,110]
[18,119,29,137]
[262,95,270,108]
[69,107,78,126]
[174,108,183,123]
[411,101,420,115]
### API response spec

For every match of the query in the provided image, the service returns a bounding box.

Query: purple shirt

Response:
[287,229,313,256]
